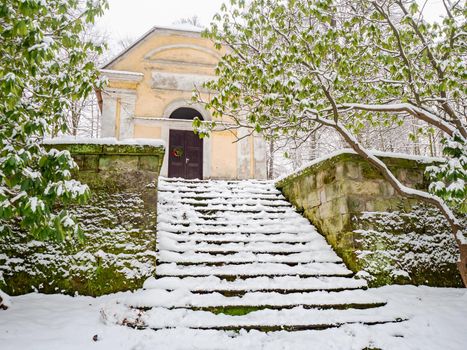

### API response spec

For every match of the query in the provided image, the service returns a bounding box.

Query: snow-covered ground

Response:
[1,286,466,350]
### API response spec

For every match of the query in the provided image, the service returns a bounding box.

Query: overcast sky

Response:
[96,0,447,48]
[96,0,224,46]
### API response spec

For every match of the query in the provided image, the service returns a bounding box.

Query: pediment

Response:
[144,44,221,67]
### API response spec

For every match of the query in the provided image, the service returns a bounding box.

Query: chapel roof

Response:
[102,24,204,69]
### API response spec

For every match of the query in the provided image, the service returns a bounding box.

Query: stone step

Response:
[159,181,279,189]
[162,210,300,219]
[160,192,289,203]
[158,222,314,235]
[158,191,284,201]
[159,181,275,189]
[156,262,352,277]
[160,205,290,213]
[159,186,281,194]
[158,219,309,228]
[143,276,368,293]
[157,250,342,264]
[162,200,291,208]
[193,213,299,220]
[116,305,405,331]
[158,240,329,254]
[160,189,282,197]
[123,289,385,311]
[160,178,272,184]
[158,232,322,244]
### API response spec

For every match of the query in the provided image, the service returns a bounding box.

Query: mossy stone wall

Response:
[0,141,165,296]
[276,152,462,287]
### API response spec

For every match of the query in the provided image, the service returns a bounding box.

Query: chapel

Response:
[97,25,267,179]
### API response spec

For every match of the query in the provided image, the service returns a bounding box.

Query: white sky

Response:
[96,0,447,48]
[96,0,224,45]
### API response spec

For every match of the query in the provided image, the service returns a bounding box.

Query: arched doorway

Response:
[168,108,204,179]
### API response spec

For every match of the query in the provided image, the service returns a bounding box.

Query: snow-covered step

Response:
[158,232,323,244]
[108,305,405,331]
[156,262,352,277]
[160,178,274,184]
[159,182,280,190]
[158,223,315,234]
[157,250,342,264]
[105,177,404,333]
[164,197,292,206]
[158,240,331,254]
[193,213,300,221]
[158,222,314,235]
[159,189,282,196]
[159,218,309,227]
[122,289,385,310]
[158,192,283,201]
[159,179,277,187]
[162,211,302,220]
[143,276,368,293]
[163,205,290,213]
[160,190,283,198]
[159,186,282,194]
[170,202,291,209]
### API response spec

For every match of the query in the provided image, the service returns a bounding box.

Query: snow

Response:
[119,288,385,309]
[0,286,466,349]
[28,197,44,213]
[100,69,144,77]
[157,250,342,264]
[142,275,367,292]
[0,192,158,292]
[352,205,462,284]
[43,136,166,148]
[275,148,445,183]
[446,179,465,192]
[153,24,204,33]
[156,261,352,277]
[0,289,11,309]
[124,305,404,329]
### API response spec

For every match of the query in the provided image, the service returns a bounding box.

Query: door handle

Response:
[186,158,190,164]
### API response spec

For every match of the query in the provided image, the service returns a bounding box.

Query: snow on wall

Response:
[353,204,463,286]
[276,151,464,287]
[0,192,157,295]
[0,142,165,296]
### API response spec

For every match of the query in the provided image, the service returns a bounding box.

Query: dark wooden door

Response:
[168,130,203,179]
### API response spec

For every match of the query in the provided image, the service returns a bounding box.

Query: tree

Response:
[174,15,204,28]
[0,0,108,240]
[196,0,467,284]
[64,26,108,138]
[116,35,135,51]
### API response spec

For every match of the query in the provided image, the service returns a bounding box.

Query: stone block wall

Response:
[0,140,165,296]
[276,151,463,287]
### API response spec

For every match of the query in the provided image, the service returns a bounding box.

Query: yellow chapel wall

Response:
[107,32,223,118]
[106,29,239,179]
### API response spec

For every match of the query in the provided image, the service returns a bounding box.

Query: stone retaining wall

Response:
[0,140,165,296]
[276,151,463,287]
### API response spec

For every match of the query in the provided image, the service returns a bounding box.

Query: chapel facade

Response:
[97,25,267,180]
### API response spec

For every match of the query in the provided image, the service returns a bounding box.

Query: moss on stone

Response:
[276,151,462,288]
[207,306,263,316]
[1,143,164,296]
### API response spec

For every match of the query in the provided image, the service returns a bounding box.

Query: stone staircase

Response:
[104,177,404,331]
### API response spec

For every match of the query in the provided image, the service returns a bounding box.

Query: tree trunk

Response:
[268,139,274,180]
[459,244,467,287]
[309,132,318,160]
